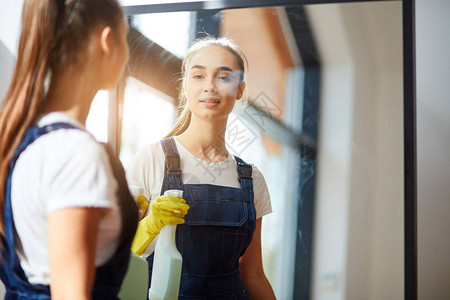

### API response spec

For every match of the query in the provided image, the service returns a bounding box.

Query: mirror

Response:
[86,1,407,299]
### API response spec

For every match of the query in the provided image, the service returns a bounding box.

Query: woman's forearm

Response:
[240,218,276,299]
[243,272,276,299]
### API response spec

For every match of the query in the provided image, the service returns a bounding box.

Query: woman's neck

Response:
[42,68,98,125]
[177,116,229,163]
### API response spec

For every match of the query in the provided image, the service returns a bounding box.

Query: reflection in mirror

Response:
[114,1,403,299]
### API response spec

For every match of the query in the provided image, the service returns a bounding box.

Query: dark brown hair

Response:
[0,0,124,237]
[164,36,247,138]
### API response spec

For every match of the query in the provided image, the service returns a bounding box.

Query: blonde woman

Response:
[128,37,276,300]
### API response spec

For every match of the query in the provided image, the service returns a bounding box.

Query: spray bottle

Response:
[148,189,183,300]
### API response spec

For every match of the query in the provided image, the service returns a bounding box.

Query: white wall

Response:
[416,0,450,299]
[307,4,354,300]
[308,2,404,300]
[0,0,22,101]
[309,0,450,299]
[348,4,404,299]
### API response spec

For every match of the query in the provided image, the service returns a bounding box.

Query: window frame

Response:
[109,1,416,299]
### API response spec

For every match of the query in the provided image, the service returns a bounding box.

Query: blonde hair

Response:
[164,36,247,138]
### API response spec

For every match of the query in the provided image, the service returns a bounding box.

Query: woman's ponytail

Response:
[0,0,59,237]
[0,0,123,238]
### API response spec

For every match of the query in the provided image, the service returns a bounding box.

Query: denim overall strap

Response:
[0,123,138,300]
[234,156,253,192]
[233,155,256,231]
[160,137,183,194]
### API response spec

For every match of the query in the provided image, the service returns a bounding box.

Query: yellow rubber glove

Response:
[136,195,150,220]
[131,195,189,256]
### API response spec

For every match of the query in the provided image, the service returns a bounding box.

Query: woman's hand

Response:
[131,194,189,256]
[136,195,149,220]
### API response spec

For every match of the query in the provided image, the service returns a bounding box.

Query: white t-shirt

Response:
[11,112,122,285]
[126,137,272,257]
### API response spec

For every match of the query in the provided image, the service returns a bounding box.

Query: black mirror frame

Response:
[116,1,416,299]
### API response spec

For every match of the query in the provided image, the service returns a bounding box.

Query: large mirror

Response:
[86,0,415,299]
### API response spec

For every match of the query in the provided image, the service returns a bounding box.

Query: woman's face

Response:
[184,46,245,121]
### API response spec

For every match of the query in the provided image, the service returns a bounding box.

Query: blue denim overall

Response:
[146,137,256,299]
[0,123,138,299]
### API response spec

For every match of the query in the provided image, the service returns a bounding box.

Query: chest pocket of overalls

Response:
[179,196,250,275]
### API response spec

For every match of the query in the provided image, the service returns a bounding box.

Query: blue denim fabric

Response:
[146,137,256,299]
[0,123,138,299]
